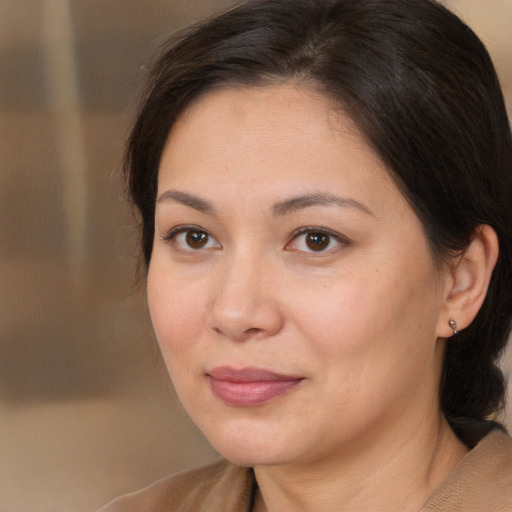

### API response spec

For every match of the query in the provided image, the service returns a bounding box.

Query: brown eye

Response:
[305,232,330,251]
[165,226,221,252]
[287,228,346,254]
[185,230,209,249]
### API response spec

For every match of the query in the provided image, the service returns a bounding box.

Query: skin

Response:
[147,84,484,511]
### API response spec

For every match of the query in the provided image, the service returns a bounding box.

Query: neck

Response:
[252,413,468,512]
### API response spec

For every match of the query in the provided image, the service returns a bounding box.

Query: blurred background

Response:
[1,1,511,510]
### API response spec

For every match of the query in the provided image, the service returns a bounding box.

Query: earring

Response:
[448,318,458,335]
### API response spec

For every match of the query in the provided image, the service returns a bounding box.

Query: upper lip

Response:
[207,366,303,382]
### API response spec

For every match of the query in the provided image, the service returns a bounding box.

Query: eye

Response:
[163,226,221,251]
[287,228,346,253]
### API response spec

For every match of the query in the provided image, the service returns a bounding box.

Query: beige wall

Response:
[1,1,510,511]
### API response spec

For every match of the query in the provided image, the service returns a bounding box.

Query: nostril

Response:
[210,322,266,342]
[242,327,263,338]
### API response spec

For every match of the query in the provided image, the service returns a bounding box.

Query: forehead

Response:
[174,83,340,128]
[158,84,401,213]
[170,83,363,149]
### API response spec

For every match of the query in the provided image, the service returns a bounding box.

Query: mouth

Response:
[207,366,304,407]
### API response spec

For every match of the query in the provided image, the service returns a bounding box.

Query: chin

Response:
[215,443,290,468]
[174,391,285,465]
[194,416,298,468]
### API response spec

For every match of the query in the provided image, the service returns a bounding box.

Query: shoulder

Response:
[97,459,255,512]
[422,428,512,511]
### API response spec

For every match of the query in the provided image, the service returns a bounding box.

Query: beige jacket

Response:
[99,429,512,511]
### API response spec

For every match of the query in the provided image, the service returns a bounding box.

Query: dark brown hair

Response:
[125,0,512,445]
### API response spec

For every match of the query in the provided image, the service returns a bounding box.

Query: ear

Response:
[437,224,499,338]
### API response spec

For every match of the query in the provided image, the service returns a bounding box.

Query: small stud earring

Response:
[448,318,458,335]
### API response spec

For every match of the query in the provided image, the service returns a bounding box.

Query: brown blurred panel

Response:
[1,2,230,511]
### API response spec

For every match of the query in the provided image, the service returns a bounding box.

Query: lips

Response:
[207,366,304,407]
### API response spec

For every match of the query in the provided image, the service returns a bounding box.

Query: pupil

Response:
[306,233,329,251]
[186,231,208,248]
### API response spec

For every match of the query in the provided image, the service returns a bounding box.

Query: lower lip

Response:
[209,377,303,407]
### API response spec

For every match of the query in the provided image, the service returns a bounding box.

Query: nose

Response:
[206,253,285,341]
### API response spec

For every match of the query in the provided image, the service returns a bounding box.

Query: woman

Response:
[100,0,512,510]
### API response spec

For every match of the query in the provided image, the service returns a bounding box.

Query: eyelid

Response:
[159,224,197,242]
[160,225,221,250]
[286,226,350,253]
[159,224,348,253]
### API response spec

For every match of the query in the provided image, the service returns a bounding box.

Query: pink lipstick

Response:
[207,366,303,407]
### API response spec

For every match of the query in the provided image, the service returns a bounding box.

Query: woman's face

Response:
[148,84,451,467]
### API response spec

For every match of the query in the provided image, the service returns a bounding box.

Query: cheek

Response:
[290,259,438,369]
[147,266,208,356]
[287,267,385,348]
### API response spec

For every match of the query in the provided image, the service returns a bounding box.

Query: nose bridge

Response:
[207,246,283,340]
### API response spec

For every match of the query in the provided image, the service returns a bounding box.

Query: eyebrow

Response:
[156,190,372,217]
[157,190,217,216]
[271,193,372,217]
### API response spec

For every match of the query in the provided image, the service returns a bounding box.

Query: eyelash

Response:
[161,225,349,254]
[286,226,349,254]
[161,225,220,250]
